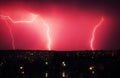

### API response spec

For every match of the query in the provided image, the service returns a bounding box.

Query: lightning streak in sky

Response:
[0,14,38,23]
[4,20,15,49]
[0,14,51,50]
[0,13,104,50]
[90,17,104,50]
[39,17,51,50]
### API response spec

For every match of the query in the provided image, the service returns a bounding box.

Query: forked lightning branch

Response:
[0,14,51,50]
[0,13,104,50]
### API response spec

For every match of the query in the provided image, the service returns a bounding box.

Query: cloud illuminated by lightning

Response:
[0,13,104,51]
[90,17,104,50]
[0,14,51,50]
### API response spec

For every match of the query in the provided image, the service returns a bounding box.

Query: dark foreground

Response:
[0,50,120,78]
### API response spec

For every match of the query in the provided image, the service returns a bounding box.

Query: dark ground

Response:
[0,50,120,78]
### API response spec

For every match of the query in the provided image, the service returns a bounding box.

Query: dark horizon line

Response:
[0,49,120,51]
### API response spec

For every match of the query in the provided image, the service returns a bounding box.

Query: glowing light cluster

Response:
[0,14,51,50]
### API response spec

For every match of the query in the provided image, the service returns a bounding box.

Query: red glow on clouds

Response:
[0,3,110,50]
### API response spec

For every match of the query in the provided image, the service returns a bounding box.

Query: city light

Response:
[20,66,23,70]
[45,72,48,78]
[89,66,94,71]
[92,71,95,74]
[0,62,4,66]
[21,71,25,74]
[45,61,48,65]
[62,71,66,77]
[62,61,66,67]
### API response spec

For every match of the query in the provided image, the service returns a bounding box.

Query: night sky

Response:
[0,0,120,50]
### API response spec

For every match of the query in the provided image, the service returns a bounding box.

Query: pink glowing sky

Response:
[0,0,120,50]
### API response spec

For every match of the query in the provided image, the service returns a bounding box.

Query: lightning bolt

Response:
[90,16,104,50]
[4,20,15,50]
[0,13,104,51]
[0,14,38,23]
[0,14,51,50]
[39,17,51,50]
